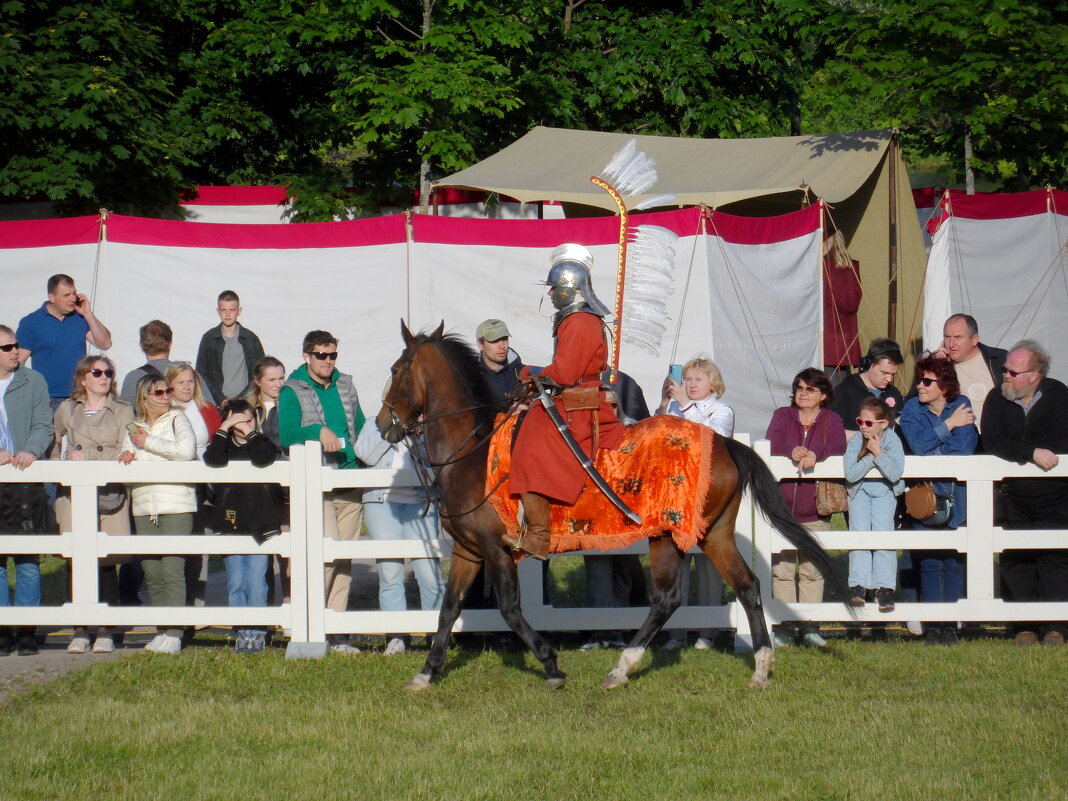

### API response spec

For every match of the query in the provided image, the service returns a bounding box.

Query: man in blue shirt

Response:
[17,274,112,403]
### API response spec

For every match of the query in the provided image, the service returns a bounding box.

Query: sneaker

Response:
[662,638,686,650]
[0,636,12,656]
[875,587,895,612]
[328,636,361,655]
[924,628,941,646]
[147,634,182,654]
[67,635,91,655]
[773,631,794,648]
[234,636,249,654]
[1014,630,1039,646]
[16,635,39,656]
[941,629,960,646]
[1042,631,1065,647]
[92,634,115,654]
[384,637,407,656]
[247,635,266,655]
[849,585,867,607]
[801,632,828,648]
[693,636,714,651]
[579,639,606,651]
[906,620,924,637]
[608,636,628,649]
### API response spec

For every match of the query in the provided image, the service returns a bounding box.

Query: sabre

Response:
[531,376,642,526]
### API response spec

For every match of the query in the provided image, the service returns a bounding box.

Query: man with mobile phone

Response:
[16,274,112,407]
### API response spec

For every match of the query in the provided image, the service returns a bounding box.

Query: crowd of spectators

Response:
[1,273,1066,657]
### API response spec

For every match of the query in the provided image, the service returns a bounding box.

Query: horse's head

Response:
[377,320,444,443]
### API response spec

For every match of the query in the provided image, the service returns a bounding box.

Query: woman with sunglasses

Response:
[765,368,846,647]
[119,374,197,654]
[52,355,133,654]
[899,355,977,645]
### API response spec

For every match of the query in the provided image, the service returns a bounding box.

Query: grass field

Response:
[1,634,1063,801]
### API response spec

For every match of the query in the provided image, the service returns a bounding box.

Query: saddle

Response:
[487,414,716,554]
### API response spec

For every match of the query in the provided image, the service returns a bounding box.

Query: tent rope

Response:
[666,209,705,365]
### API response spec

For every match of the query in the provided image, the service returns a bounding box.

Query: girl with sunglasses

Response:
[52,355,133,654]
[898,355,977,645]
[844,396,906,614]
[119,374,197,654]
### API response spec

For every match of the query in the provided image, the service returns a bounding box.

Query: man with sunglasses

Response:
[279,330,366,653]
[16,274,112,407]
[0,324,53,655]
[981,340,1068,646]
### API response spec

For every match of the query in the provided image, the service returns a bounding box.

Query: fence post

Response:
[67,483,101,607]
[285,444,329,659]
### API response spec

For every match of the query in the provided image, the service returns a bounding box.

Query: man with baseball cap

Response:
[475,318,524,399]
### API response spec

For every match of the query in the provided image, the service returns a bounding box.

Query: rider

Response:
[505,244,625,559]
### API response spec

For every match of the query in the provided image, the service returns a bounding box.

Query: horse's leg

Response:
[407,551,482,692]
[699,493,775,689]
[603,536,686,690]
[483,545,567,689]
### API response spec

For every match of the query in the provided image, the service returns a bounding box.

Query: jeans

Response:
[848,487,898,589]
[848,550,897,590]
[0,556,41,607]
[919,551,964,604]
[364,501,445,613]
[224,553,269,639]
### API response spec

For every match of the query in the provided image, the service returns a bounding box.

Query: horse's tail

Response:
[723,437,852,608]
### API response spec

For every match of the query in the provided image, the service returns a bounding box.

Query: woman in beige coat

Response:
[53,355,132,654]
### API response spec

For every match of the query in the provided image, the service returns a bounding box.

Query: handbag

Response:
[815,480,849,516]
[0,483,57,534]
[905,482,953,526]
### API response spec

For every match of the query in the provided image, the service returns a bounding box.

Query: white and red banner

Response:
[924,189,1068,381]
[0,206,822,436]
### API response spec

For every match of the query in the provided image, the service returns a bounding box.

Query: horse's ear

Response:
[401,319,414,347]
[431,320,445,339]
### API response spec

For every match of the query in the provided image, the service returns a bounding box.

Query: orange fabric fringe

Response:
[487,414,715,554]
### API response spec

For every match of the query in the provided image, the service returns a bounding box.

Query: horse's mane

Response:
[416,329,507,421]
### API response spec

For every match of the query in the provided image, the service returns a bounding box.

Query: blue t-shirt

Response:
[16,302,90,397]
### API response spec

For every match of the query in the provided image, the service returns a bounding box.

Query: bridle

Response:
[383,341,515,518]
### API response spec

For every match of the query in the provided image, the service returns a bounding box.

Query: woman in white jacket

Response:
[119,374,197,654]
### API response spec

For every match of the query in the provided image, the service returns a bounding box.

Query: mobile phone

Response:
[669,364,683,383]
[126,423,141,436]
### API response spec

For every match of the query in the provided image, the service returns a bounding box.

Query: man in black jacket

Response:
[933,314,1006,430]
[196,290,265,404]
[981,339,1068,646]
[475,318,524,402]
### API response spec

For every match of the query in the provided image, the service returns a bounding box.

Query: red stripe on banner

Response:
[0,216,101,248]
[179,186,289,206]
[411,207,703,246]
[106,214,408,249]
[707,204,821,245]
[912,187,937,209]
[945,189,1052,220]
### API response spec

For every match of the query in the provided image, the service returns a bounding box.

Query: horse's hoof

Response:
[747,677,771,689]
[545,675,566,690]
[602,673,629,690]
[406,674,432,692]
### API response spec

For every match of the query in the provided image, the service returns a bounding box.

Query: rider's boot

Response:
[503,492,551,560]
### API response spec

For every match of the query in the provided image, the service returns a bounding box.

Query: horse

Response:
[378,322,847,691]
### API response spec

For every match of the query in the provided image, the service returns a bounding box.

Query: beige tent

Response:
[436,126,928,358]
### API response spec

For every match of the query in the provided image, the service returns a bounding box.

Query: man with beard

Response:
[475,319,524,401]
[981,340,1068,646]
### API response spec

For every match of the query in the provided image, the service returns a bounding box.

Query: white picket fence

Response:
[1,440,1066,657]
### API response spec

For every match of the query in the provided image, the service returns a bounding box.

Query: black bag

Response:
[0,483,57,534]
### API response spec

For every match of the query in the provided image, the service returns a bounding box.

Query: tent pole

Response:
[887,131,899,340]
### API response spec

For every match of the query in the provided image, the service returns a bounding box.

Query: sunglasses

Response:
[149,387,175,398]
[917,377,938,387]
[1001,367,1033,378]
[86,368,115,379]
[793,385,820,394]
[308,351,338,361]
[855,417,884,428]
[0,342,19,352]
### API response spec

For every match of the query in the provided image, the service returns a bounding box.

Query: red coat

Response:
[823,255,862,369]
[509,312,623,504]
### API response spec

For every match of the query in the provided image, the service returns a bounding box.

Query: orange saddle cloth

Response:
[487,414,716,554]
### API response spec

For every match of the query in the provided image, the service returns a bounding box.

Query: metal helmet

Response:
[545,243,611,318]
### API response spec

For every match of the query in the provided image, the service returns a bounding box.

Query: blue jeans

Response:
[224,553,269,639]
[919,550,964,604]
[848,487,898,589]
[0,556,41,607]
[364,501,445,613]
[848,550,897,589]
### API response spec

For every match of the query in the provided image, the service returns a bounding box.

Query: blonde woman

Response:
[165,362,220,458]
[53,355,133,654]
[657,356,734,649]
[119,374,197,654]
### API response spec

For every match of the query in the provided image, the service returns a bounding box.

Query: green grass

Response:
[1,637,1063,801]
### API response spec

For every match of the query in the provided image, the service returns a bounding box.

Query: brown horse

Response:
[378,322,847,690]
